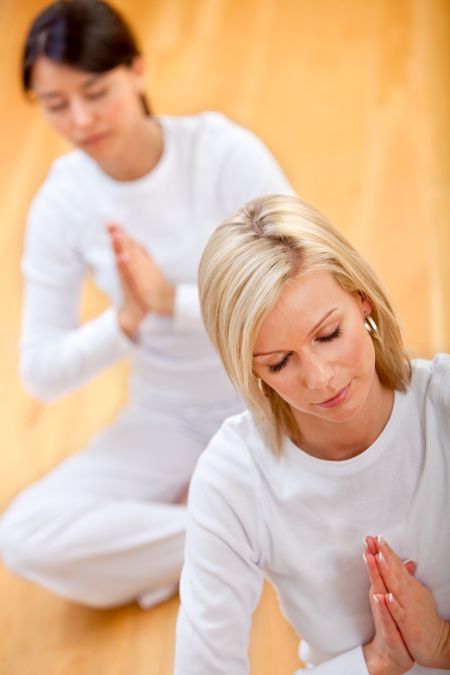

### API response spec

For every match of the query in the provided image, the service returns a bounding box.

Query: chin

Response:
[78,135,118,160]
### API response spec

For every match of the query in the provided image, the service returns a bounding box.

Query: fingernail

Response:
[372,594,379,604]
[377,551,385,564]
[387,593,394,603]
[362,552,368,564]
[363,538,368,550]
[377,535,384,547]
[403,559,413,565]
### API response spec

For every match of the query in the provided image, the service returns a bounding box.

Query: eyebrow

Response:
[253,307,338,357]
[36,75,103,99]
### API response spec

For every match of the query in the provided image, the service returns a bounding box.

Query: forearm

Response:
[433,619,450,669]
[20,308,132,400]
[301,645,370,674]
[363,643,411,675]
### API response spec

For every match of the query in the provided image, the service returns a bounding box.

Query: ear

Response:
[130,55,145,91]
[357,291,372,318]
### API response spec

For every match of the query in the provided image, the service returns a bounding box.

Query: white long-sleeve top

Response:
[20,112,293,407]
[175,355,450,674]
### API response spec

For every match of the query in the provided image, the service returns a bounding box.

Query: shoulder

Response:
[195,409,263,475]
[29,150,94,216]
[160,111,267,155]
[161,110,246,135]
[190,410,265,502]
[41,149,93,189]
[23,152,94,274]
[409,354,450,414]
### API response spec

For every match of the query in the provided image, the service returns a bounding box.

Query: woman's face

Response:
[252,270,378,426]
[30,56,145,160]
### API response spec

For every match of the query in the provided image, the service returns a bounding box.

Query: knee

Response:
[0,504,132,610]
[0,504,40,576]
[0,486,62,578]
[0,507,116,608]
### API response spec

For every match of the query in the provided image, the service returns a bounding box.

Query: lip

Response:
[315,381,352,409]
[79,131,109,146]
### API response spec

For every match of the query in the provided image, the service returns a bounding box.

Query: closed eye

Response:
[269,354,291,373]
[267,327,342,373]
[47,101,68,112]
[316,326,342,343]
[86,88,108,100]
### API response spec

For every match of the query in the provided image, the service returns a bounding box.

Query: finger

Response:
[370,593,399,637]
[364,536,378,555]
[113,237,140,276]
[107,223,123,240]
[120,234,143,267]
[132,242,155,271]
[108,225,133,252]
[116,255,147,311]
[369,592,384,633]
[364,552,388,594]
[137,242,151,257]
[384,593,414,662]
[367,536,415,576]
[377,537,405,571]
[370,593,413,664]
[108,225,126,257]
[376,538,414,595]
[385,592,408,634]
[112,230,150,275]
[403,560,416,576]
[374,547,395,594]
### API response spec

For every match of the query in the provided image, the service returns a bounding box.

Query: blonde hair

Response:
[198,194,411,454]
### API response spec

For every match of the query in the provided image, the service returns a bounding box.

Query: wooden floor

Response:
[0,1,449,673]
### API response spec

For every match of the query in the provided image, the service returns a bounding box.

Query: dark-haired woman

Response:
[0,0,293,609]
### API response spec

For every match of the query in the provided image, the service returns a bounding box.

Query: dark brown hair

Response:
[22,0,151,114]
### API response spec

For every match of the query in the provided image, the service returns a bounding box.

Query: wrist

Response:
[363,644,410,675]
[118,306,145,338]
[157,283,175,316]
[433,619,450,669]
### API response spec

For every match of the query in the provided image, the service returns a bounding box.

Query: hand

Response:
[363,544,414,674]
[367,536,450,669]
[108,224,175,337]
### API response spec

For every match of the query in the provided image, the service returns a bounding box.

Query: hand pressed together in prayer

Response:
[363,535,450,674]
[107,224,175,338]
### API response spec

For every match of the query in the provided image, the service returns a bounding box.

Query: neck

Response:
[97,116,163,181]
[291,376,394,461]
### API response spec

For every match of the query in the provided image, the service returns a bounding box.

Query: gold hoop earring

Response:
[364,315,382,343]
[256,376,270,397]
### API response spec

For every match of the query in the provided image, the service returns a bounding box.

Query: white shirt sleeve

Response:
[298,646,369,674]
[174,438,264,674]
[20,190,133,401]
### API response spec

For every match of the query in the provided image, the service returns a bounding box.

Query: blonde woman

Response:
[175,195,450,674]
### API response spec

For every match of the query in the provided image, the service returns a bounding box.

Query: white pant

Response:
[0,399,239,608]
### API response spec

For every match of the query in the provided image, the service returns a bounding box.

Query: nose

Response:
[70,98,94,129]
[301,352,334,390]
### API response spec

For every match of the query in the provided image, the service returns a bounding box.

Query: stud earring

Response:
[364,315,382,342]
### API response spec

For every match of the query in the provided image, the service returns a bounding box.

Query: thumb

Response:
[403,559,416,575]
